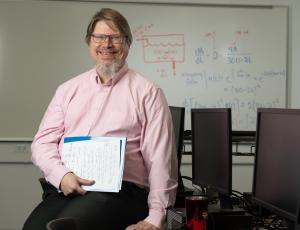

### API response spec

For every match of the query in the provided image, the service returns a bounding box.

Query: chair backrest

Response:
[39,178,54,191]
[46,217,77,230]
[169,106,185,191]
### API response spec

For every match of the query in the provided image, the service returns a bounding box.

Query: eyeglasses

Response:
[91,34,125,44]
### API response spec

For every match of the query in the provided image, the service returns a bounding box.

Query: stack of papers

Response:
[62,136,126,192]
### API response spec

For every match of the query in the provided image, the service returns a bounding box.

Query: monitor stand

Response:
[289,223,296,230]
[208,193,245,215]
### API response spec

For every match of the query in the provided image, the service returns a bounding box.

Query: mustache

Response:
[96,48,119,53]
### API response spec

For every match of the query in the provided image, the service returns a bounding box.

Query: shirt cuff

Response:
[46,165,71,189]
[145,209,166,228]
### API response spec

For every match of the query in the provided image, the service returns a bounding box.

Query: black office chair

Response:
[38,177,52,190]
[169,106,193,207]
[38,177,59,201]
[46,217,77,230]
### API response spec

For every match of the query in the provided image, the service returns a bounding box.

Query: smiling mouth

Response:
[96,49,118,56]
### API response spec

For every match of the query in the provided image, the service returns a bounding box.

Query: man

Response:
[23,8,178,230]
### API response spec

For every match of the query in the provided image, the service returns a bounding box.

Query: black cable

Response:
[230,192,253,213]
[230,191,255,214]
[263,215,290,229]
[190,184,204,195]
[232,189,244,196]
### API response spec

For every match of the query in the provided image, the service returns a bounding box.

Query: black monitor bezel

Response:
[169,106,185,171]
[169,106,185,192]
[191,108,232,196]
[252,108,300,223]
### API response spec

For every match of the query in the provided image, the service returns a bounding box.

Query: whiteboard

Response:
[0,1,287,139]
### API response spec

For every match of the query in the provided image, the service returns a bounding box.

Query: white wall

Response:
[291,0,300,108]
[0,142,42,230]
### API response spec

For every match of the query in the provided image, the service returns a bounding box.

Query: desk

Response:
[167,207,292,230]
[167,207,252,230]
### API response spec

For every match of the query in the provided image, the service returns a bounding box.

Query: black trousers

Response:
[23,181,149,230]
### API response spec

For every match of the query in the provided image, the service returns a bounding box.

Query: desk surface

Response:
[167,207,290,230]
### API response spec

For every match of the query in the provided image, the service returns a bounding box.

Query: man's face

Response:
[88,20,128,75]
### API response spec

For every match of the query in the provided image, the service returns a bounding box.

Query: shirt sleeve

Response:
[140,87,178,228]
[31,86,71,188]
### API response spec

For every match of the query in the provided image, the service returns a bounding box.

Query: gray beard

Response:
[96,61,123,77]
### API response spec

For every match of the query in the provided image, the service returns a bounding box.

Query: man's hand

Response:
[125,220,160,230]
[60,172,94,196]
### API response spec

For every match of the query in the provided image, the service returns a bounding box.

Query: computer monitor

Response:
[191,108,233,209]
[252,108,300,228]
[169,106,185,191]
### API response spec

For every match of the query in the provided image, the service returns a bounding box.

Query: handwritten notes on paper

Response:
[62,136,126,192]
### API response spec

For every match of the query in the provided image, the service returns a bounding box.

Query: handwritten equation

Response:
[182,97,282,130]
[180,69,285,92]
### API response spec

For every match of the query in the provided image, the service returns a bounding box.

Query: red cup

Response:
[185,195,208,230]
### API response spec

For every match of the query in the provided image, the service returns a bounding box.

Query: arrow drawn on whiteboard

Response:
[172,60,176,76]
[204,31,216,49]
[233,30,249,45]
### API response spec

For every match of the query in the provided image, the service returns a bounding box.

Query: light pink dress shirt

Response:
[31,63,178,227]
